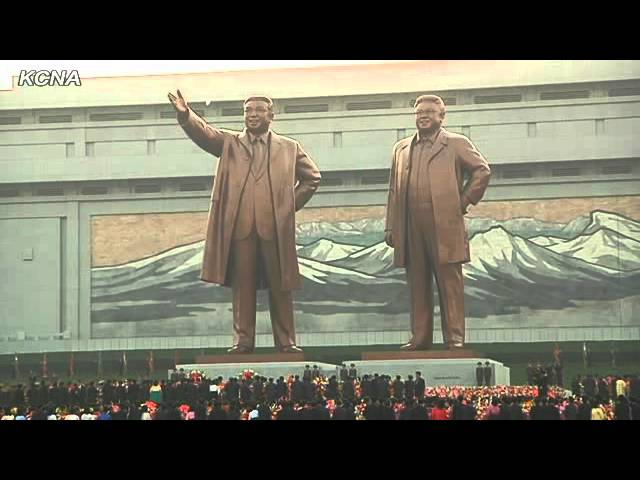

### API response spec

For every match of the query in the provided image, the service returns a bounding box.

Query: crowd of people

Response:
[1,366,638,420]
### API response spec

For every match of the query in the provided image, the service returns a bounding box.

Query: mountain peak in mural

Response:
[297,238,363,262]
[548,227,640,270]
[582,210,640,241]
[330,241,397,275]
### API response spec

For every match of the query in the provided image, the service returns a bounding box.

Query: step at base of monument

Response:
[195,353,304,363]
[362,350,480,360]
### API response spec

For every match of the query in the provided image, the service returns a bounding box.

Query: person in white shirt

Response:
[249,408,260,420]
[81,408,97,420]
[616,377,628,398]
[64,408,80,420]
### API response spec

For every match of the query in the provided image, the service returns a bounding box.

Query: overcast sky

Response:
[0,60,410,90]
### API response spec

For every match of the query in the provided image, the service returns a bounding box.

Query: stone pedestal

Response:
[173,353,337,380]
[343,352,510,386]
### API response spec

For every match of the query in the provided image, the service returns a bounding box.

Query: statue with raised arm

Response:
[168,90,321,354]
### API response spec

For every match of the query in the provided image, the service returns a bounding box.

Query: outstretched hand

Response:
[167,89,189,115]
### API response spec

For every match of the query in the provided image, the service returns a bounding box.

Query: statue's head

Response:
[413,94,446,133]
[244,95,274,134]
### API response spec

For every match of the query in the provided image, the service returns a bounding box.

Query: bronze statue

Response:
[168,90,321,353]
[385,94,491,350]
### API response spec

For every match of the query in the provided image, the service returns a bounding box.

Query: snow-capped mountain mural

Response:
[329,241,400,276]
[297,239,363,262]
[296,218,386,246]
[547,228,640,271]
[91,209,640,338]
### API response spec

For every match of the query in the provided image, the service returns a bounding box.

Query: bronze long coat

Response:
[179,109,321,290]
[385,128,491,266]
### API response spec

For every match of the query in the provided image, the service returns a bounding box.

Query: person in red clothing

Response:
[430,399,450,420]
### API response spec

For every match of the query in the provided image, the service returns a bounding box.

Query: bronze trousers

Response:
[229,227,296,349]
[405,201,465,347]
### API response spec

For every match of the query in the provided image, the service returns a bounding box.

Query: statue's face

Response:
[244,100,273,134]
[414,101,444,132]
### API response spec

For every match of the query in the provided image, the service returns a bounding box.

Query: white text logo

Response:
[17,70,82,87]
